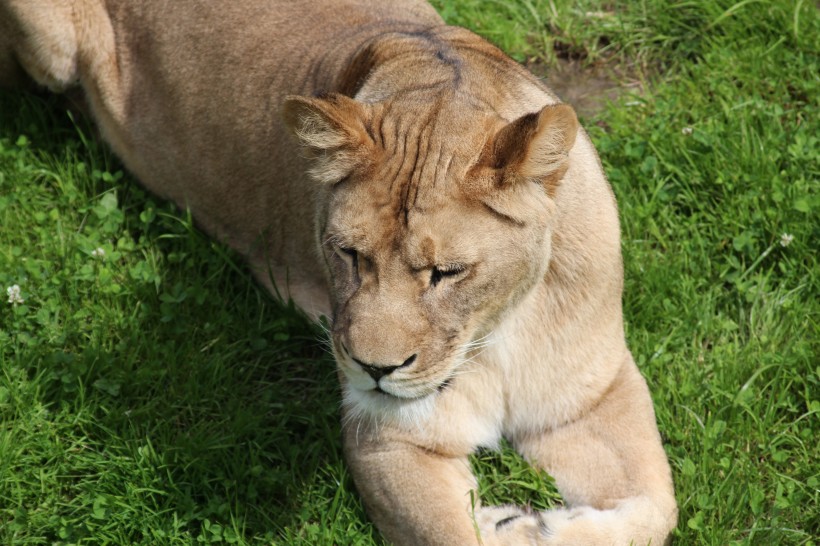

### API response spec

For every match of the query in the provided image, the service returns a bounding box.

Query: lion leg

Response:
[481,358,677,545]
[344,426,484,546]
[0,0,82,90]
[0,0,124,120]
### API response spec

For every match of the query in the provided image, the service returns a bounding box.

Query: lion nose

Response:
[354,354,417,381]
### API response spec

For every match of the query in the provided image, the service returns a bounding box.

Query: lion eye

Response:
[430,265,465,287]
[335,245,358,268]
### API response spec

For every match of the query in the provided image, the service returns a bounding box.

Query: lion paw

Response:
[475,505,545,546]
[478,503,670,546]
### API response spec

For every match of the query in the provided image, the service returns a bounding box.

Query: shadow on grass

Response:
[1,90,371,543]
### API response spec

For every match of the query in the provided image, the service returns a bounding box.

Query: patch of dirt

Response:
[528,59,642,119]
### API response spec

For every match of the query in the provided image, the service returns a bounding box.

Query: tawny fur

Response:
[0,1,678,544]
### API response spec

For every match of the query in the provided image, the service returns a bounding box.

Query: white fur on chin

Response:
[342,384,438,430]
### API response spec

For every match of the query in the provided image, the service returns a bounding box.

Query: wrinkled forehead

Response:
[361,97,497,198]
[328,182,488,266]
[323,98,508,253]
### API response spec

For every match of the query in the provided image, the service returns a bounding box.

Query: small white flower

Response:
[681,127,693,136]
[6,284,24,305]
[91,247,106,258]
[779,233,794,247]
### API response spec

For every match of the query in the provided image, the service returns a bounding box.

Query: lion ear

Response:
[282,93,373,184]
[484,103,578,193]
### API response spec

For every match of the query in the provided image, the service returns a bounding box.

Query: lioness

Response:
[0,0,677,543]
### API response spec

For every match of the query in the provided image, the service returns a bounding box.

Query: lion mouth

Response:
[334,342,456,400]
[370,385,428,400]
[368,377,451,399]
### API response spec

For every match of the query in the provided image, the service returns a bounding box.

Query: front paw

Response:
[477,501,672,545]
[475,505,545,546]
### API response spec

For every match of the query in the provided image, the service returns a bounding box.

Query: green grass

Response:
[1,0,818,544]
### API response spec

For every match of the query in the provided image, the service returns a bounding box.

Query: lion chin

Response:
[342,384,440,430]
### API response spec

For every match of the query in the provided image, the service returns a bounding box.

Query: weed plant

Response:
[1,0,817,544]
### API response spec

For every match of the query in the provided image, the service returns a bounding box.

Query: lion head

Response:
[284,89,577,426]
